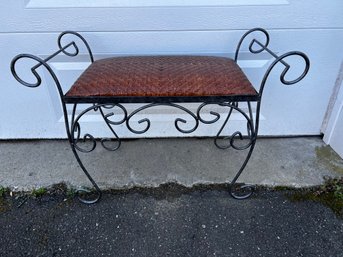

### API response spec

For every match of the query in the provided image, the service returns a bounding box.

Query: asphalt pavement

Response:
[0,187,342,257]
[1,137,343,256]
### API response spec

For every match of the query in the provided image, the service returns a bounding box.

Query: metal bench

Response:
[11,28,310,204]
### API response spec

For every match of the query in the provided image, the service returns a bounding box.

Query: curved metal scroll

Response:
[11,31,93,92]
[235,28,270,63]
[259,51,310,96]
[126,103,199,134]
[58,31,94,63]
[10,31,100,204]
[234,27,310,97]
[197,102,255,150]
[71,103,127,153]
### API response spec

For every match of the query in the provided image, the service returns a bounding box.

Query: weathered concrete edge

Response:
[1,137,343,191]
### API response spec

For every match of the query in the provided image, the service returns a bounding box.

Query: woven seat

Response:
[64,56,258,103]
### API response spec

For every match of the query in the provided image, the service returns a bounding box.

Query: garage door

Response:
[1,0,342,138]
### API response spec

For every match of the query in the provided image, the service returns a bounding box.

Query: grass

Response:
[0,187,9,198]
[0,187,10,213]
[31,187,47,198]
[66,188,76,198]
[288,177,343,217]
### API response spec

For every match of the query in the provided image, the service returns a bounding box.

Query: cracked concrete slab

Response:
[0,137,342,191]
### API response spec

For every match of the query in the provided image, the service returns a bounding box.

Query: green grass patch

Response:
[0,187,9,198]
[31,187,47,198]
[66,188,76,199]
[0,187,10,212]
[288,177,343,217]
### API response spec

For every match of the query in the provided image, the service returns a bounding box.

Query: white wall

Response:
[1,0,342,138]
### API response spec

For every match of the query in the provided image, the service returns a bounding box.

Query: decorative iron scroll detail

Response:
[126,103,199,134]
[58,31,94,63]
[234,27,310,138]
[70,102,256,153]
[11,31,94,95]
[10,28,310,204]
[234,27,310,97]
[71,103,127,153]
[197,102,255,150]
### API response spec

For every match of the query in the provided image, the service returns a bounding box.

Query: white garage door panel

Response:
[1,28,342,138]
[0,1,342,33]
[25,0,290,8]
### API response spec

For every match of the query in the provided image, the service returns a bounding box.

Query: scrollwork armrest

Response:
[10,31,94,100]
[235,28,310,97]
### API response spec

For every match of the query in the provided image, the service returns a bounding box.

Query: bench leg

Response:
[229,141,256,199]
[198,101,257,199]
[69,146,103,204]
[66,103,127,204]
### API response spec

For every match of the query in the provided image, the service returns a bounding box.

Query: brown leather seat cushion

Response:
[65,56,257,99]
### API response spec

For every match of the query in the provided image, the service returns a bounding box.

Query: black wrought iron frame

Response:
[11,28,310,204]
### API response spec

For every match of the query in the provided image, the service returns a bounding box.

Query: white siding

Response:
[1,0,342,138]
